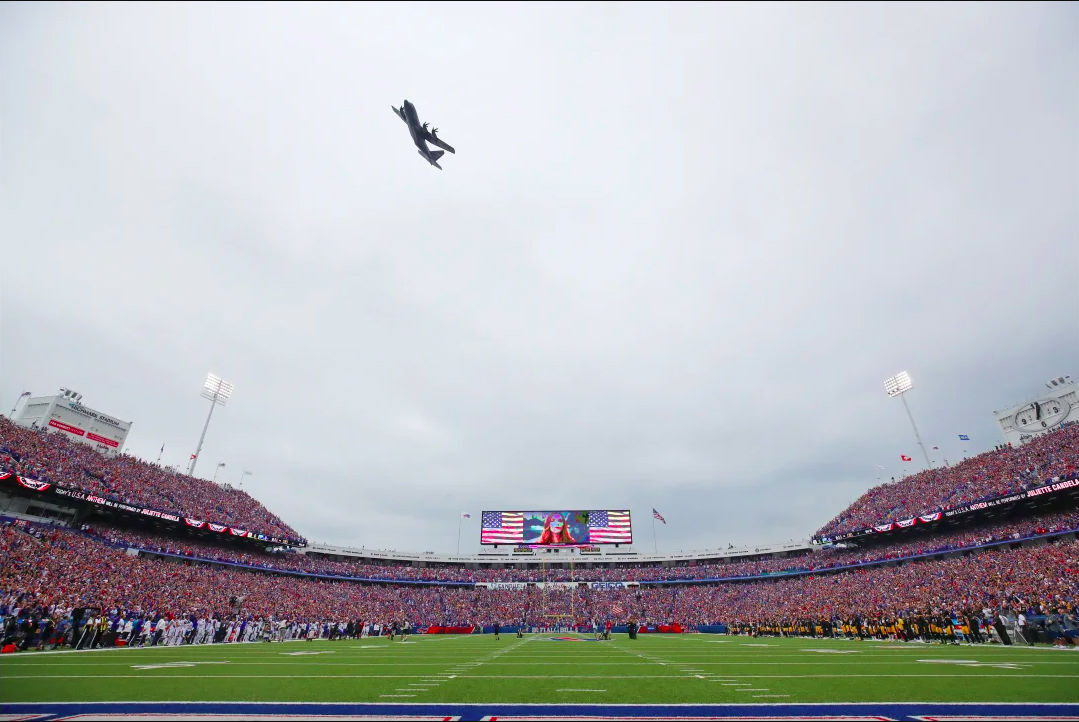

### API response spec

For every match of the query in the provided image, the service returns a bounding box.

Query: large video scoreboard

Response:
[480,510,632,547]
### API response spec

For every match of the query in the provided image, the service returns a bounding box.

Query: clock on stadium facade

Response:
[994,376,1078,447]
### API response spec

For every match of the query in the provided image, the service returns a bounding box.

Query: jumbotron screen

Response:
[480,510,632,546]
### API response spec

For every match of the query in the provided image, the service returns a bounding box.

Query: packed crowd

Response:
[0,418,302,542]
[3,519,1077,652]
[81,508,1079,583]
[6,412,1076,557]
[817,423,1079,537]
[3,412,1079,654]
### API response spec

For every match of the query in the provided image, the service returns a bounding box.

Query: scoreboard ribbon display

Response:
[480,510,632,546]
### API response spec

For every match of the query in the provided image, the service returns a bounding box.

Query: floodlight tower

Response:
[884,371,931,468]
[187,373,235,477]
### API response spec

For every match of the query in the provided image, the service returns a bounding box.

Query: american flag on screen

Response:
[481,511,524,544]
[588,510,632,543]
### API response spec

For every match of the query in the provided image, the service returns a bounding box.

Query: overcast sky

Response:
[1,2,1076,554]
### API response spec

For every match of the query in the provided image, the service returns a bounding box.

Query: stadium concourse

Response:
[2,419,1079,720]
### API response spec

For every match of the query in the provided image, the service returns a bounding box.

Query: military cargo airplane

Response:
[391,99,455,170]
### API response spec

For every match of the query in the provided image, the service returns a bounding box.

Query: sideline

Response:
[3,701,1079,721]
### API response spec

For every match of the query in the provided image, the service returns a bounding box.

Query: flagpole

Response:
[652,515,657,553]
[156,443,165,466]
[9,391,30,419]
[457,515,463,556]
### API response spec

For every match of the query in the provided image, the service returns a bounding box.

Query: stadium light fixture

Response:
[201,374,235,404]
[883,370,931,468]
[883,371,913,398]
[187,373,235,477]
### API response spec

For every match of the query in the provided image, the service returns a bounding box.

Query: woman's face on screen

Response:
[550,514,564,534]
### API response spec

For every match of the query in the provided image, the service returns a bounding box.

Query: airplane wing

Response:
[422,129,455,154]
[391,106,407,123]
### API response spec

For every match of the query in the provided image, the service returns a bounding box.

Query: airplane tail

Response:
[418,149,444,169]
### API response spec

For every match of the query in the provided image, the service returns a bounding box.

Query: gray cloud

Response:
[2,2,1076,552]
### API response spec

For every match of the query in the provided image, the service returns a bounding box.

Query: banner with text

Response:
[0,471,301,546]
[815,474,1079,543]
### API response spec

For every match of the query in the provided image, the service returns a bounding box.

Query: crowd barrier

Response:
[423,625,477,634]
[697,624,728,634]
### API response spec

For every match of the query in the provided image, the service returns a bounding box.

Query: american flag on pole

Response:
[652,508,666,524]
[588,510,632,543]
[481,511,524,544]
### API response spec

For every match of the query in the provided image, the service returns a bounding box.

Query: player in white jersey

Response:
[171,619,187,646]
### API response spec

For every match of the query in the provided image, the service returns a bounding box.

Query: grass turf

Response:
[2,633,1078,704]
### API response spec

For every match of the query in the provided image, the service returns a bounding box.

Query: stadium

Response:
[2,393,1079,718]
[2,3,1077,721]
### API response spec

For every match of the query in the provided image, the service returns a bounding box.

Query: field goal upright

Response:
[540,556,577,631]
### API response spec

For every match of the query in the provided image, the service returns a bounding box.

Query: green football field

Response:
[2,633,1078,705]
